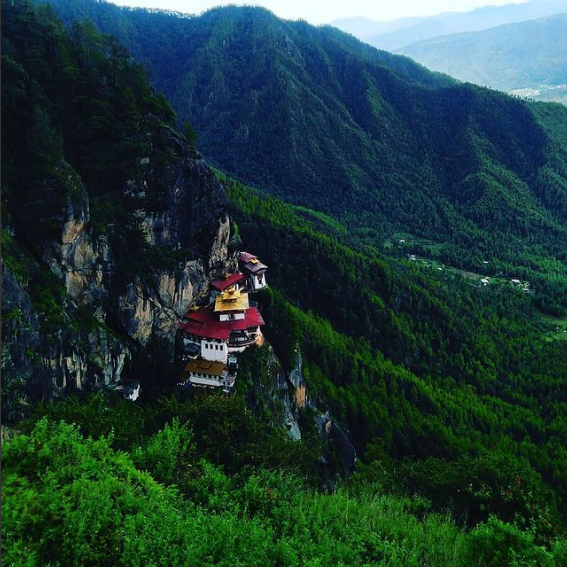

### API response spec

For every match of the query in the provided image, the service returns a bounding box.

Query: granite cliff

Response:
[1,126,230,422]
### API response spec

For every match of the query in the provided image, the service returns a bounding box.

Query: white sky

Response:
[110,0,527,24]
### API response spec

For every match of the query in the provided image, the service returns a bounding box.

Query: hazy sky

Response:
[111,0,527,24]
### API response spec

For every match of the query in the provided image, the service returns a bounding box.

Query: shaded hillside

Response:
[399,14,567,104]
[1,0,229,421]
[37,1,567,307]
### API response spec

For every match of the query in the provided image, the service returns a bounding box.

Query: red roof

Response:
[239,251,257,263]
[232,307,265,330]
[179,306,265,340]
[210,272,246,292]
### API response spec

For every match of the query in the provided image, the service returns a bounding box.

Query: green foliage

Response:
[463,516,563,567]
[1,229,34,285]
[226,179,567,534]
[23,391,323,479]
[37,0,567,317]
[23,391,149,449]
[132,418,194,484]
[3,416,565,566]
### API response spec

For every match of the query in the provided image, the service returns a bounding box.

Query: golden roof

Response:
[185,359,226,377]
[214,288,250,312]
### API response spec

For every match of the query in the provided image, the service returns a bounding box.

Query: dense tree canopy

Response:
[35,0,567,317]
[2,2,566,564]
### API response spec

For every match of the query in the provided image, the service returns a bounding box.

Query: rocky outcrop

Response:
[112,133,231,347]
[1,262,128,423]
[244,345,357,470]
[2,127,230,424]
[1,12,232,424]
[244,344,303,441]
[1,262,49,422]
[315,412,357,473]
[209,216,232,273]
[42,334,127,391]
[287,350,308,409]
[44,186,112,307]
[116,257,209,346]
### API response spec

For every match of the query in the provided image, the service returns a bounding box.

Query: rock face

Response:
[45,187,111,307]
[115,256,210,346]
[283,351,356,471]
[0,9,233,424]
[1,129,230,424]
[244,345,304,441]
[287,350,308,410]
[1,262,49,423]
[243,345,356,470]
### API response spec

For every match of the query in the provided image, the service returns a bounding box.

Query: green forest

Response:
[3,393,567,566]
[2,1,567,565]
[225,176,567,520]
[33,0,567,316]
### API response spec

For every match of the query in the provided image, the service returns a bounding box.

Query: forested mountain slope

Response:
[225,176,567,525]
[36,0,567,317]
[2,2,567,563]
[1,0,229,421]
[399,14,567,104]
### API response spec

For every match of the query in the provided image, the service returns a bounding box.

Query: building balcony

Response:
[228,333,258,347]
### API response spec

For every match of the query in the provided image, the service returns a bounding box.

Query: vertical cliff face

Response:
[240,344,304,441]
[1,129,230,424]
[0,1,237,422]
[238,344,357,469]
[43,181,111,307]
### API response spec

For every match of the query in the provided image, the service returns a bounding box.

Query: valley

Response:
[398,13,567,105]
[2,1,567,565]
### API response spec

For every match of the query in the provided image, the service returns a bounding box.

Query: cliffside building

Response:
[210,272,247,293]
[183,358,236,391]
[239,251,268,291]
[177,277,265,390]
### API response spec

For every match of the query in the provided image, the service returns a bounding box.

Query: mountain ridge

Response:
[35,0,567,315]
[398,13,567,104]
[331,0,567,50]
